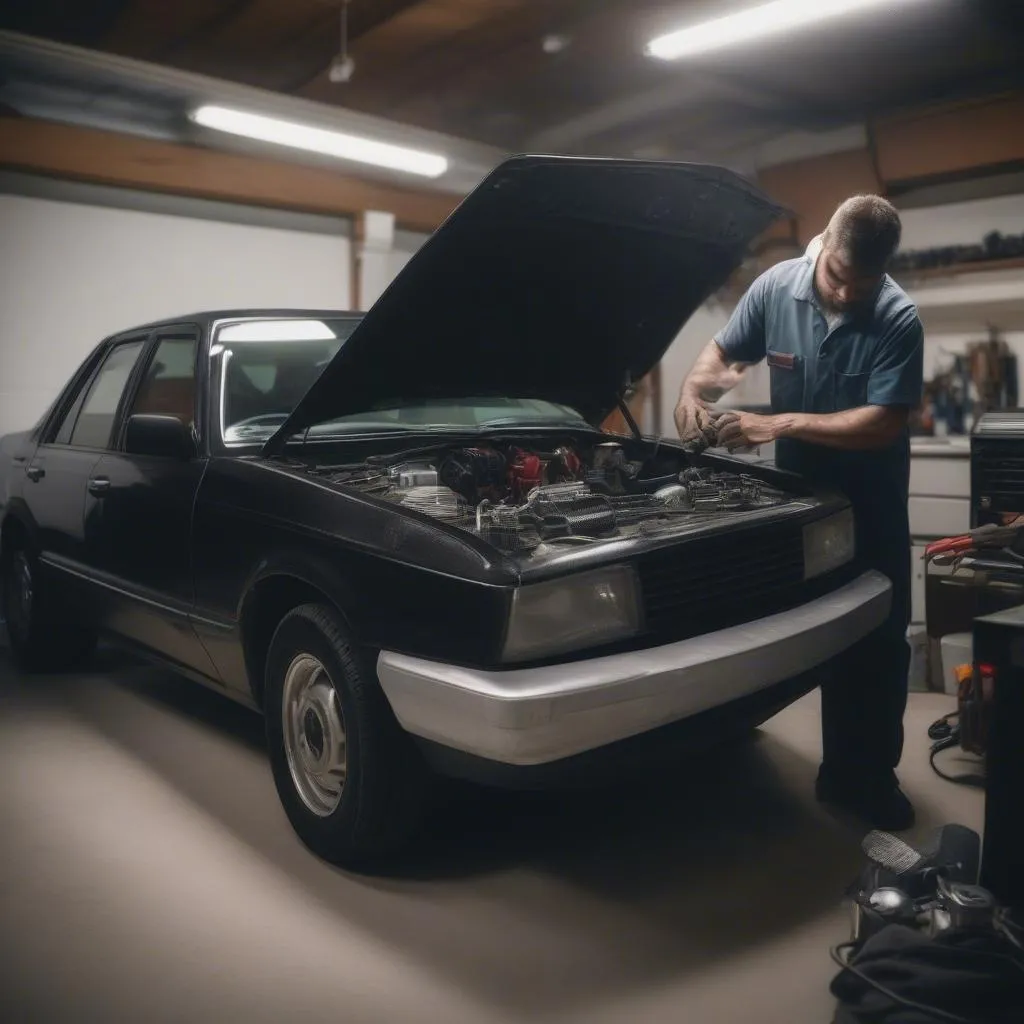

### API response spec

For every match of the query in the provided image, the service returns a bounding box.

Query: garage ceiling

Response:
[2,0,1024,161]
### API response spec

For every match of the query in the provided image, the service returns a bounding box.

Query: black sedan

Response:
[0,157,891,867]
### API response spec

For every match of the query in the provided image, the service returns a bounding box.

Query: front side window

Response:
[129,336,198,426]
[67,340,146,449]
[215,317,588,445]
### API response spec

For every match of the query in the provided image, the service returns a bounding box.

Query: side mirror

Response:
[124,414,196,460]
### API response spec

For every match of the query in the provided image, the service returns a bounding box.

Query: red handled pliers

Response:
[925,519,1024,561]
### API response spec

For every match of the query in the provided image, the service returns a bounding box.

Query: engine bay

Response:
[324,439,802,554]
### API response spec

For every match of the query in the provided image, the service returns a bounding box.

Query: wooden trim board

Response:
[0,117,459,233]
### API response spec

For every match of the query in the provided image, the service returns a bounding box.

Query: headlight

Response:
[804,508,855,580]
[502,565,641,663]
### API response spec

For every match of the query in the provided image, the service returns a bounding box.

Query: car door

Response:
[82,326,220,679]
[22,336,148,614]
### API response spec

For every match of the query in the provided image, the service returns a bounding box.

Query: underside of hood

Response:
[265,155,784,454]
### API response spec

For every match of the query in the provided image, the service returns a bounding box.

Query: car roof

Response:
[116,309,363,334]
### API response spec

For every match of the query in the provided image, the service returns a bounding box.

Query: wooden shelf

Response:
[892,256,1024,286]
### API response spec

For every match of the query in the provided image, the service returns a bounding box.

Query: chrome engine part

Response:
[389,462,439,489]
[654,483,691,510]
[399,486,470,521]
[477,484,617,550]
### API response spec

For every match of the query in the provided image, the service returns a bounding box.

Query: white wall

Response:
[898,192,1024,250]
[0,184,351,436]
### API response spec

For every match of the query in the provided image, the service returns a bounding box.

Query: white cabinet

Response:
[907,444,971,639]
[908,446,971,540]
[909,455,971,499]
[908,496,971,538]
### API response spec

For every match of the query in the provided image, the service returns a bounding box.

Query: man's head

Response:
[815,194,902,313]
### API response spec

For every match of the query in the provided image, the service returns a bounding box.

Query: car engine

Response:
[326,441,798,554]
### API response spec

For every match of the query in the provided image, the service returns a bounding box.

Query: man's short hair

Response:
[823,194,902,275]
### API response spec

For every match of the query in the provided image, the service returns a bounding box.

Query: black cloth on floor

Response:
[830,923,1024,1023]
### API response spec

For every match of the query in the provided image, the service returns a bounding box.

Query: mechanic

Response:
[674,195,924,831]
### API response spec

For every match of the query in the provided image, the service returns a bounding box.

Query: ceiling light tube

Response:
[646,0,929,61]
[190,104,448,178]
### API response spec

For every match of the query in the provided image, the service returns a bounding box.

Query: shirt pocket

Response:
[767,349,804,413]
[834,370,871,411]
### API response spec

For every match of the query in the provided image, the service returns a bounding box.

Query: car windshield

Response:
[215,318,589,443]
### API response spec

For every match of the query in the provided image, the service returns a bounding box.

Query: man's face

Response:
[815,244,882,313]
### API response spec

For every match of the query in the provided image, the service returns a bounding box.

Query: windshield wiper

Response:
[473,418,591,430]
[274,419,590,441]
[285,423,430,440]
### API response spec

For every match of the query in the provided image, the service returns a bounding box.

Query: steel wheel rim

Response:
[5,552,33,641]
[282,653,347,818]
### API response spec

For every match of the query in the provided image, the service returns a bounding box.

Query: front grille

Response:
[636,520,810,642]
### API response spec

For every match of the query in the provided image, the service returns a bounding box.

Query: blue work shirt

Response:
[715,237,924,626]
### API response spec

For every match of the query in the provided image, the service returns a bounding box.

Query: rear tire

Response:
[264,603,431,869]
[1,538,97,672]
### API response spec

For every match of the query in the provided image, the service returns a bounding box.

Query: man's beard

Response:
[824,295,856,314]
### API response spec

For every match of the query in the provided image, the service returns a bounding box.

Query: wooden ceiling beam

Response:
[299,0,591,114]
[152,0,257,63]
[271,0,429,93]
[0,117,458,233]
[375,0,645,143]
[100,0,232,60]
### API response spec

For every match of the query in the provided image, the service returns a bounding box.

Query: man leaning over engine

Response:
[674,195,924,831]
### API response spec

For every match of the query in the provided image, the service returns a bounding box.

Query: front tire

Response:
[1,540,96,672]
[264,603,431,869]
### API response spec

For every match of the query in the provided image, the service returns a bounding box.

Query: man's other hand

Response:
[716,411,781,449]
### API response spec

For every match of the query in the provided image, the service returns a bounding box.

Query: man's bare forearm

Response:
[678,341,749,404]
[775,406,907,450]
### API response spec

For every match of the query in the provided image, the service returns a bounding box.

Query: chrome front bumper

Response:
[376,570,892,766]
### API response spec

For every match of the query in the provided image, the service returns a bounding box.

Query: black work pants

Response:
[819,542,912,791]
[772,437,914,791]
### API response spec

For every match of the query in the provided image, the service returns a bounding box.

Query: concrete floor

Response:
[0,642,984,1024]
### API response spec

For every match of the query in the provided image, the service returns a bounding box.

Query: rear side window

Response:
[68,340,146,449]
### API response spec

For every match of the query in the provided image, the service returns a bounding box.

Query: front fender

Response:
[236,548,359,626]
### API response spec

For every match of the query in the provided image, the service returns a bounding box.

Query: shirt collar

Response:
[793,233,822,304]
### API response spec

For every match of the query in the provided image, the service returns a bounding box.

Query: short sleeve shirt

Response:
[712,237,925,593]
[715,236,924,416]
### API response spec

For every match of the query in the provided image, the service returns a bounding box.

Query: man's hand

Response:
[673,391,711,442]
[674,340,751,443]
[717,405,909,451]
[715,411,782,449]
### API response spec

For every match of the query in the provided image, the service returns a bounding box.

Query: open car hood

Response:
[264,155,783,454]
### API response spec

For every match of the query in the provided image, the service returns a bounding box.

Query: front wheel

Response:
[1,541,96,672]
[264,603,432,869]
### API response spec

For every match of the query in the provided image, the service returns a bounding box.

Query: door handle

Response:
[88,477,111,497]
[25,465,45,482]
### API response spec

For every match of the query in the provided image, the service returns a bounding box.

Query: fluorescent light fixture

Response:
[218,320,338,343]
[646,0,928,61]
[191,104,448,178]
